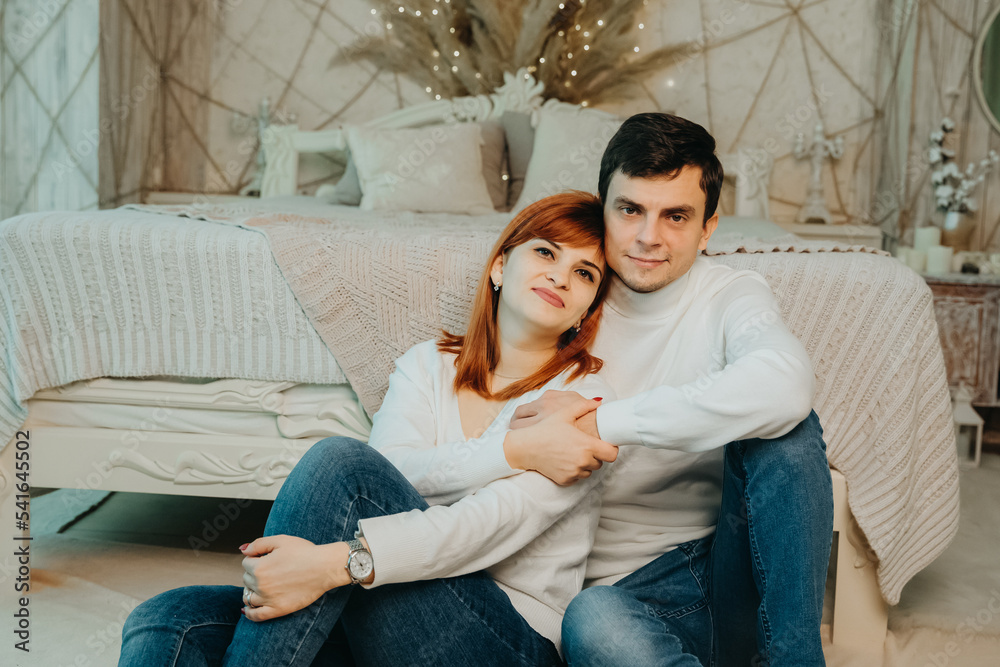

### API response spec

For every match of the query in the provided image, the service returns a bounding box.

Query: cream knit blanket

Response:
[0,208,346,455]
[148,206,955,606]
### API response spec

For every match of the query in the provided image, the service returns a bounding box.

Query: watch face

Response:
[349,550,374,579]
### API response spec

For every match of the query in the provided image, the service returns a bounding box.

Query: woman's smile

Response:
[532,287,565,308]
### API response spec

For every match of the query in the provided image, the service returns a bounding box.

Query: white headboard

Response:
[260,69,545,198]
[260,70,772,220]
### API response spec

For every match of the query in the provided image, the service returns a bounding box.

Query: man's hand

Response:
[504,391,617,486]
[240,535,354,622]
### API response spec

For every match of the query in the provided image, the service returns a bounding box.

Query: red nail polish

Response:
[238,543,249,552]
[240,608,246,616]
[594,397,603,401]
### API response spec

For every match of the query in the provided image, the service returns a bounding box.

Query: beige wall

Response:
[94,0,1000,251]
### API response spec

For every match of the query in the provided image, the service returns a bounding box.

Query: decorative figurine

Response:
[240,97,272,197]
[794,122,843,224]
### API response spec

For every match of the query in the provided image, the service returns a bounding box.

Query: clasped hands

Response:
[503,390,618,486]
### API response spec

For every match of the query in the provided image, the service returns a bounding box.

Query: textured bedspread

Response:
[131,201,958,605]
[0,207,346,455]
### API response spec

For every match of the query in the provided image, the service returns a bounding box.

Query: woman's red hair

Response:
[438,191,610,399]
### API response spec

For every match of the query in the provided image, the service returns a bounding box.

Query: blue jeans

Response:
[562,411,833,667]
[119,438,562,667]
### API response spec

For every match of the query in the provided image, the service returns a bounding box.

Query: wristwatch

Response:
[345,538,374,584]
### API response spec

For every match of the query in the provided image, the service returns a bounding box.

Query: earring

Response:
[574,325,581,333]
[493,283,500,292]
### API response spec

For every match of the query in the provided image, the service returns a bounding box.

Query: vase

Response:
[939,211,976,251]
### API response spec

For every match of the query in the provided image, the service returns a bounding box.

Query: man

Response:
[507,113,833,666]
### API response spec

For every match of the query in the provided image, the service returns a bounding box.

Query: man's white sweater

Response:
[587,256,815,585]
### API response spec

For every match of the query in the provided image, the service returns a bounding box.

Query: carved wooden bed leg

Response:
[830,469,888,661]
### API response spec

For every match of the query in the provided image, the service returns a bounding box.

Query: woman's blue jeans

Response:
[118,438,562,667]
[562,411,834,667]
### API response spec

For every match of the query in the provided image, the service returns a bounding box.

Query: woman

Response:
[119,191,616,667]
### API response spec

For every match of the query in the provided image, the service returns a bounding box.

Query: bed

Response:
[0,69,958,659]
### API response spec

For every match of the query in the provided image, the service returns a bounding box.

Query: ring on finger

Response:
[243,586,260,609]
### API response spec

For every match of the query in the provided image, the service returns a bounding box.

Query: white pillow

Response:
[513,102,622,212]
[344,124,495,215]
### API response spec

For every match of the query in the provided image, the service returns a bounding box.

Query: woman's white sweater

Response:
[358,340,613,650]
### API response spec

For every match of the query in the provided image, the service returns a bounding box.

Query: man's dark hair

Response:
[598,113,724,224]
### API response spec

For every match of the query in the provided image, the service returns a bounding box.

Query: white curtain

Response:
[0,0,99,219]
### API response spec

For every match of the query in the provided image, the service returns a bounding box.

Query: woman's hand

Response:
[240,535,351,622]
[504,391,617,485]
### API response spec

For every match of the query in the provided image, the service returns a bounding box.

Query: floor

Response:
[20,454,1000,666]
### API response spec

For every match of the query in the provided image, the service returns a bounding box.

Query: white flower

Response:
[930,130,945,144]
[931,169,946,184]
[935,184,955,200]
[942,117,956,131]
[943,162,961,178]
[928,147,942,164]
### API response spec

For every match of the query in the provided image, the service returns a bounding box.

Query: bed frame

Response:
[2,69,887,660]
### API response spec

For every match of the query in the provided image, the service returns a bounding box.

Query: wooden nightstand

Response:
[923,273,1000,406]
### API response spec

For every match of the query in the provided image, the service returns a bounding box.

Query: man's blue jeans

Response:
[118,438,562,667]
[562,411,833,666]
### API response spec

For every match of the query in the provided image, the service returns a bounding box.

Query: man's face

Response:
[603,168,718,293]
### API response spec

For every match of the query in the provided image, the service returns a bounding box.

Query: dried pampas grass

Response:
[333,0,686,105]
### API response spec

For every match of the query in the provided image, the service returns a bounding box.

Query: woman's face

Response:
[491,237,604,343]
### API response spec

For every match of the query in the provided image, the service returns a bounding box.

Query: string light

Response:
[398,6,404,12]
[386,22,392,29]
[449,27,455,33]
[571,70,577,76]
[539,57,545,63]
[435,94,441,99]
[567,52,573,58]
[597,19,604,26]
[634,46,640,52]
[425,86,432,92]
[451,65,458,72]
[638,23,644,29]
[432,9,437,14]
[583,45,589,50]
[414,10,420,16]
[453,50,460,57]
[370,8,376,14]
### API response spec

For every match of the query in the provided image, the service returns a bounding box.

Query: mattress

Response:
[26,376,372,442]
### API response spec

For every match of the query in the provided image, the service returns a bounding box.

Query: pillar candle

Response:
[914,227,942,253]
[906,249,927,273]
[926,245,953,275]
[895,246,912,264]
